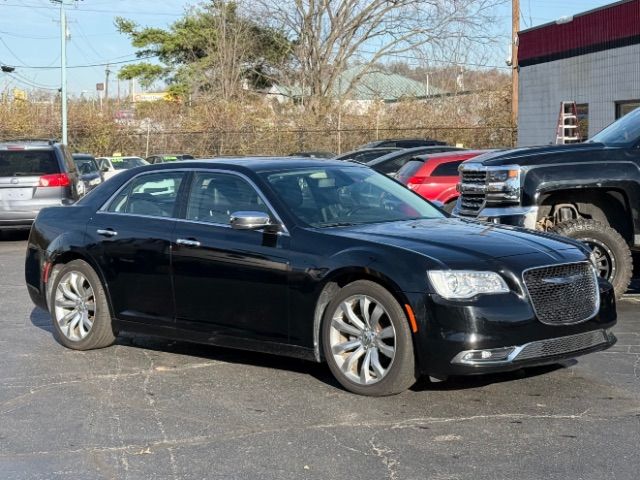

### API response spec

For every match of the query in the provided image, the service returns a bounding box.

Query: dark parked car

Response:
[72,154,103,192]
[334,147,400,163]
[289,151,336,159]
[0,139,83,231]
[455,107,640,298]
[146,154,195,164]
[366,146,464,176]
[26,158,616,396]
[361,138,448,149]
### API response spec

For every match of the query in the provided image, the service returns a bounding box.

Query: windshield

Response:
[112,157,148,170]
[590,107,640,145]
[263,165,444,227]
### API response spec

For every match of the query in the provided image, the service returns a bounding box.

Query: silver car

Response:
[0,139,83,230]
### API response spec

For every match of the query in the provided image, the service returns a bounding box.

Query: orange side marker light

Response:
[404,304,418,333]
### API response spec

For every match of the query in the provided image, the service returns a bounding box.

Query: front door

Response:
[171,171,290,343]
[86,171,186,326]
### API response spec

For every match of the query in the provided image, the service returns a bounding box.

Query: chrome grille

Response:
[459,170,487,214]
[523,262,599,325]
[461,170,487,184]
[515,330,609,361]
[459,193,485,213]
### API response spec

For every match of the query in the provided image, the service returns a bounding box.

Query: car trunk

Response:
[0,150,62,212]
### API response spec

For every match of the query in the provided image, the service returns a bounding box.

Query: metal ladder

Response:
[555,101,581,144]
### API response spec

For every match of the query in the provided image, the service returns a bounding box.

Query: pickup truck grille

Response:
[460,170,487,184]
[458,170,487,214]
[459,193,485,213]
[523,262,599,325]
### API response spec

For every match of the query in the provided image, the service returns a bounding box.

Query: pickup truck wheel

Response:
[443,200,457,213]
[551,219,632,299]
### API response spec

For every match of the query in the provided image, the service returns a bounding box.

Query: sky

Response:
[0,0,619,96]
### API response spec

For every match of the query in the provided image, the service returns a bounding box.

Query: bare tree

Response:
[252,0,503,111]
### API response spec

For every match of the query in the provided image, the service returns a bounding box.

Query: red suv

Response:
[396,150,492,212]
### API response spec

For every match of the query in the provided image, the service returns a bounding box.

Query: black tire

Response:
[551,218,632,299]
[48,259,116,350]
[321,280,417,396]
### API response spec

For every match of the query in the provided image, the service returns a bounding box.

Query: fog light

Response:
[455,347,516,364]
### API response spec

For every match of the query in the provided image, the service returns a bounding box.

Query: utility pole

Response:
[512,0,519,132]
[51,0,77,145]
[104,64,110,101]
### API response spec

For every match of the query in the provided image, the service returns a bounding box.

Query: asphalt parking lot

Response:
[1,232,639,480]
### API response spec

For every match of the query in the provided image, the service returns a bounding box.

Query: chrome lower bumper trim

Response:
[453,206,539,230]
[451,329,614,366]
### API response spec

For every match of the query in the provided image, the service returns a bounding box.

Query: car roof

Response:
[151,156,361,173]
[367,146,463,164]
[413,149,495,163]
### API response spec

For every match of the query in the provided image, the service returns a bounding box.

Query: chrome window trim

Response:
[521,260,600,325]
[98,167,290,235]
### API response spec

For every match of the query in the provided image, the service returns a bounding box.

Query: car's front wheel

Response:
[322,280,417,396]
[49,259,116,350]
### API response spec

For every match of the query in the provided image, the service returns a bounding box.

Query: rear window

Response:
[431,161,464,176]
[0,150,58,177]
[74,158,98,174]
[396,159,425,184]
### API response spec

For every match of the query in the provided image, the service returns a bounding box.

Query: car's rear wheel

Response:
[322,280,417,396]
[49,259,116,350]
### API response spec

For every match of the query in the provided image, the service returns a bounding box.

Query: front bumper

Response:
[453,205,538,230]
[405,279,617,377]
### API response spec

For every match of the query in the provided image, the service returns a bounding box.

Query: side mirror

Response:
[100,166,109,172]
[431,200,444,208]
[230,211,275,231]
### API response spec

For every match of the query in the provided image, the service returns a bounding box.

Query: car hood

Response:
[464,142,619,167]
[328,218,586,268]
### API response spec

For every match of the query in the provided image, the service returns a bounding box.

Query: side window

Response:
[106,172,184,217]
[185,172,271,224]
[431,161,464,177]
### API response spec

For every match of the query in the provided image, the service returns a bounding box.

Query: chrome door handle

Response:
[96,229,118,237]
[176,238,201,247]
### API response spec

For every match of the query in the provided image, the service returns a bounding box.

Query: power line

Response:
[0,2,184,17]
[3,54,157,70]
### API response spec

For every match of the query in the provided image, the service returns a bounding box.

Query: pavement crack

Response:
[143,350,179,480]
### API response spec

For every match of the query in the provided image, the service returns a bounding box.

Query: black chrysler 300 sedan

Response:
[25,158,617,396]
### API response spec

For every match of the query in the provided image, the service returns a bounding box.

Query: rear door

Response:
[416,160,464,202]
[86,170,187,326]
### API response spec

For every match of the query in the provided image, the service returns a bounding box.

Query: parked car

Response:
[367,146,465,177]
[455,107,640,298]
[26,158,616,396]
[96,156,148,180]
[146,154,195,164]
[360,138,448,149]
[72,154,103,192]
[289,151,336,159]
[396,150,495,212]
[334,147,400,163]
[0,139,83,231]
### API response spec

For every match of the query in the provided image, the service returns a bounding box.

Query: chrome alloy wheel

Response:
[53,271,96,341]
[583,237,615,281]
[329,295,396,385]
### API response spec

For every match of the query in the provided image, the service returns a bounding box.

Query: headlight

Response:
[428,270,509,299]
[487,169,519,182]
